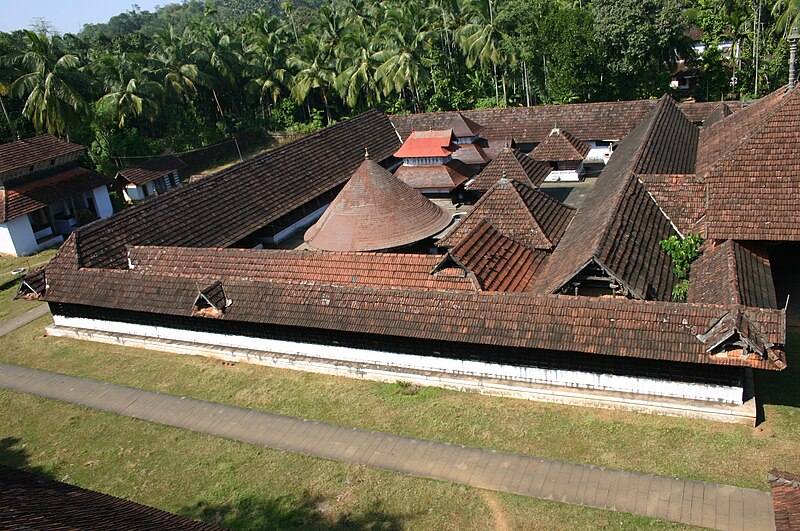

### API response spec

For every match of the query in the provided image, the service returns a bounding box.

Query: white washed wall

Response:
[53,315,744,403]
[0,216,38,256]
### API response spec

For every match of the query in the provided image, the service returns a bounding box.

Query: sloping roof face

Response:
[72,110,401,269]
[448,220,546,291]
[393,130,457,158]
[449,113,485,137]
[129,246,475,292]
[0,166,112,222]
[770,469,800,531]
[0,134,84,176]
[702,86,800,240]
[532,98,679,300]
[703,103,733,128]
[452,142,491,165]
[44,262,785,370]
[439,179,574,250]
[467,148,551,192]
[529,129,591,162]
[393,160,473,191]
[305,157,451,251]
[0,466,218,530]
[638,174,706,236]
[118,155,188,185]
[633,96,699,175]
[689,240,778,308]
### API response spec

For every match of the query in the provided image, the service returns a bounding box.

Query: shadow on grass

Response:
[0,276,22,293]
[0,436,52,478]
[755,329,800,409]
[182,491,408,530]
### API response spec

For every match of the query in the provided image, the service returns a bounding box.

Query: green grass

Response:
[0,390,695,530]
[0,248,57,322]
[2,316,798,493]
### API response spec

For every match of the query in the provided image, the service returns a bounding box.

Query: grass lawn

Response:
[1,315,798,494]
[0,248,58,322]
[0,390,695,530]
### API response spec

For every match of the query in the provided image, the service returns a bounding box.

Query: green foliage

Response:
[660,233,704,301]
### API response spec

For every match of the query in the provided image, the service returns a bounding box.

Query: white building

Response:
[116,155,187,202]
[0,135,113,256]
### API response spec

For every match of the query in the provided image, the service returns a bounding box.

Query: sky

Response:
[0,0,165,35]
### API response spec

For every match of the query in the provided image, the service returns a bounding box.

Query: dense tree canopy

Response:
[0,0,795,173]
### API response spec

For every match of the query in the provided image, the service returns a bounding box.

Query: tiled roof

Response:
[117,155,188,186]
[633,95,699,175]
[0,465,218,530]
[445,219,547,291]
[305,157,451,251]
[71,110,402,269]
[452,142,491,165]
[393,130,458,158]
[393,160,473,191]
[129,246,476,292]
[467,148,551,192]
[14,265,47,300]
[532,99,680,300]
[449,112,485,137]
[0,166,112,222]
[701,86,800,240]
[770,469,800,531]
[44,260,785,370]
[0,134,84,177]
[391,101,737,144]
[689,240,778,308]
[529,128,591,162]
[638,174,706,235]
[439,178,574,251]
[702,103,733,128]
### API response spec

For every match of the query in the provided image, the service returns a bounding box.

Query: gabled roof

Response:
[0,465,218,530]
[770,469,800,531]
[696,305,785,369]
[689,240,778,308]
[532,97,681,300]
[70,110,402,269]
[304,156,451,251]
[0,166,112,222]
[117,155,188,186]
[129,246,476,292]
[439,178,574,251]
[633,95,699,175]
[529,128,590,162]
[440,219,547,291]
[699,86,800,240]
[466,148,551,192]
[393,159,473,191]
[449,112,484,137]
[393,129,458,158]
[0,134,84,177]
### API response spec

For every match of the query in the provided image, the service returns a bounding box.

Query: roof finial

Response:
[364,147,370,160]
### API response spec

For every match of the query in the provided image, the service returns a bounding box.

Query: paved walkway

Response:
[0,362,775,530]
[0,305,49,337]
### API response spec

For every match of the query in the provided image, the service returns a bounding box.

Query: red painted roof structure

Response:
[304,156,451,251]
[393,130,458,158]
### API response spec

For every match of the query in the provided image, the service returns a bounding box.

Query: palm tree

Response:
[150,26,201,104]
[243,12,288,114]
[772,0,800,34]
[335,30,380,109]
[94,52,163,128]
[456,0,509,103]
[190,21,245,120]
[374,2,438,111]
[288,36,336,123]
[9,30,91,138]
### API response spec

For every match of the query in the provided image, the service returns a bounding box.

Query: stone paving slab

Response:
[0,362,775,531]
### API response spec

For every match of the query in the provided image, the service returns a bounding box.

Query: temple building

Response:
[116,155,187,202]
[393,130,475,194]
[19,88,800,425]
[529,127,592,182]
[0,134,113,256]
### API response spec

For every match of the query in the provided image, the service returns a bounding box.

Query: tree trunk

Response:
[493,63,499,102]
[0,95,15,140]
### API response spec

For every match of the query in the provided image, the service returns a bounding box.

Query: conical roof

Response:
[530,128,590,162]
[304,156,452,251]
[449,113,485,138]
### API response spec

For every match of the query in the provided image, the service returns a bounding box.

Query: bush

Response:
[660,233,704,301]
